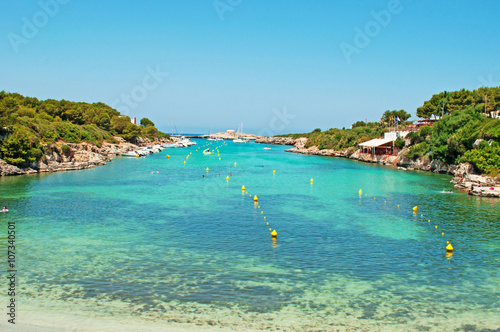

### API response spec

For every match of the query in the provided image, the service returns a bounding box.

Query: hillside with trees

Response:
[0,91,168,166]
[279,87,500,176]
[278,109,412,152]
[416,87,500,118]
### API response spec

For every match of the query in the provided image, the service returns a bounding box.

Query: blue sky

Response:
[1,0,499,134]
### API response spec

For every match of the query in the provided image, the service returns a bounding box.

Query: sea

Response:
[0,139,499,331]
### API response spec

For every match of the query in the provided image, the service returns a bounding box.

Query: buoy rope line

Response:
[240,185,278,239]
[169,140,281,239]
[359,189,454,254]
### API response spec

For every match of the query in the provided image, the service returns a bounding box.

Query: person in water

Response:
[2,206,8,212]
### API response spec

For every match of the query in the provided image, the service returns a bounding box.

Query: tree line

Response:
[279,87,500,175]
[0,91,168,166]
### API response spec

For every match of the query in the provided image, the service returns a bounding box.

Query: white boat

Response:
[173,141,188,148]
[122,151,139,157]
[233,123,248,143]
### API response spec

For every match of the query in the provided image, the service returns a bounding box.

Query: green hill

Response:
[279,87,500,175]
[0,90,168,166]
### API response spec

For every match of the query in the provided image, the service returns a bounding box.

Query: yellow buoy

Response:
[269,228,272,231]
[435,225,438,229]
[219,157,221,161]
[359,189,362,195]
[412,206,418,213]
[428,220,430,222]
[206,167,209,172]
[446,243,453,252]
[271,230,277,237]
[136,154,139,158]
[397,205,399,207]
[266,222,269,225]
[234,162,237,166]
[258,206,260,208]
[184,161,186,164]
[226,176,229,181]
[374,197,376,200]
[190,152,192,155]
[261,211,263,214]
[167,155,170,159]
[310,178,314,183]
[242,185,246,191]
[264,216,266,219]
[442,232,444,236]
[254,195,258,202]
[273,170,276,174]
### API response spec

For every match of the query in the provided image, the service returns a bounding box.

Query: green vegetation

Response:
[278,123,384,150]
[460,141,500,176]
[0,90,168,166]
[416,87,500,118]
[60,144,72,156]
[394,137,405,150]
[140,117,154,127]
[278,109,411,151]
[279,87,500,175]
[406,106,499,174]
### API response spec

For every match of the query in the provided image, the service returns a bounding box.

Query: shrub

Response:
[407,142,429,160]
[459,141,500,175]
[60,144,71,156]
[394,137,405,149]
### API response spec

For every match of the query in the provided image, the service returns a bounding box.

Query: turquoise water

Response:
[1,140,499,331]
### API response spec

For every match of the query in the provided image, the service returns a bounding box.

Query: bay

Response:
[0,140,499,331]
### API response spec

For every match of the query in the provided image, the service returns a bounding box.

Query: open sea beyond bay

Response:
[1,140,499,331]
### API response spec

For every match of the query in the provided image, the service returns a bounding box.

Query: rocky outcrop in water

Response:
[254,136,298,145]
[450,163,500,197]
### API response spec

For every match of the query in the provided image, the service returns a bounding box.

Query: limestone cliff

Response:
[0,139,138,176]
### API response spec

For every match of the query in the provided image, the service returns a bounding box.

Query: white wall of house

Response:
[384,131,409,140]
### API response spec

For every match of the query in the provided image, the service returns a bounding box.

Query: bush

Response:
[0,128,38,165]
[60,144,72,156]
[394,137,405,149]
[459,141,500,175]
[407,142,429,160]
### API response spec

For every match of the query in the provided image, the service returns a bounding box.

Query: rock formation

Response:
[0,139,139,176]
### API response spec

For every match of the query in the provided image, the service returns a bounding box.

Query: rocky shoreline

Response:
[0,137,169,177]
[255,136,500,198]
[3,134,498,198]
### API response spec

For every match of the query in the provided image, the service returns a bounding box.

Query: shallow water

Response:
[1,140,499,331]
